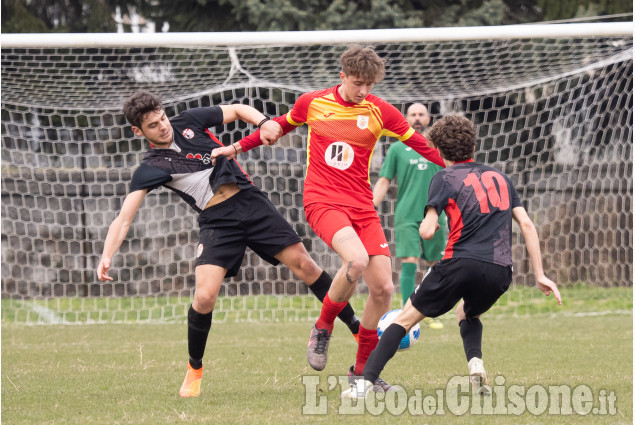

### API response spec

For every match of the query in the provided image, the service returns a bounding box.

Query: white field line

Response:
[12,302,631,325]
[23,301,71,325]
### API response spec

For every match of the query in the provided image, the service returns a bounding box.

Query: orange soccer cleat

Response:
[179,363,203,398]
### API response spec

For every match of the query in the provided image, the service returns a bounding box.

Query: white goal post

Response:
[1,23,632,324]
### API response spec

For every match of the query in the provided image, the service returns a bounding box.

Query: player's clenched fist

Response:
[259,119,283,145]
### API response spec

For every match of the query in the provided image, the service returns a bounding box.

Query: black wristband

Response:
[257,117,270,128]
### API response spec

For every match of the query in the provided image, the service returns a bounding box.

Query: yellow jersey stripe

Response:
[382,127,415,141]
[287,113,304,126]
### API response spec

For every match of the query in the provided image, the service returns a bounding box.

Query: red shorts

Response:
[304,203,391,256]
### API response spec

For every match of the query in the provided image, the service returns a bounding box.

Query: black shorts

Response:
[195,186,302,277]
[410,258,512,319]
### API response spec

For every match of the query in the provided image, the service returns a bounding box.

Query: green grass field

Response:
[2,285,632,424]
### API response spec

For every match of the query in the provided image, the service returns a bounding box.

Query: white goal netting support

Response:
[1,23,632,324]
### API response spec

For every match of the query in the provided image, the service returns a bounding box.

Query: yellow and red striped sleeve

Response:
[238,92,322,152]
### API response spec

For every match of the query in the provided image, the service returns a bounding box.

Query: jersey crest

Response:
[356,115,369,129]
[182,128,194,139]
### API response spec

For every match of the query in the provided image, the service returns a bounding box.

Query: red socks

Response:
[354,324,379,375]
[315,293,348,333]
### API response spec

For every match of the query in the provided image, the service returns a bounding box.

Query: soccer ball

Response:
[377,309,420,351]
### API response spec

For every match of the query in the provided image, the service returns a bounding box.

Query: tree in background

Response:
[225,0,425,31]
[537,0,632,22]
[2,0,116,32]
[1,0,49,32]
[2,0,632,32]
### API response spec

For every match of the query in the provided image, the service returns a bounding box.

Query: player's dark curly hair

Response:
[427,115,476,162]
[123,91,163,128]
[340,45,385,83]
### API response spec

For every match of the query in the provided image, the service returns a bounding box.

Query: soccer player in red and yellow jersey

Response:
[212,45,443,391]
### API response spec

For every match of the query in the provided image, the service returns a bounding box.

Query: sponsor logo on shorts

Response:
[182,128,195,139]
[325,141,354,170]
[196,244,204,258]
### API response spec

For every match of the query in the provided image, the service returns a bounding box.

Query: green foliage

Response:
[137,0,426,31]
[1,0,632,33]
[538,0,587,21]
[83,0,118,32]
[2,0,117,33]
[133,0,237,32]
[1,0,49,33]
[537,0,632,21]
[459,0,507,26]
[423,0,507,26]
[502,0,544,24]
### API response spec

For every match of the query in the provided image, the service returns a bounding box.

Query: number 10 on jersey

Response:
[463,171,510,213]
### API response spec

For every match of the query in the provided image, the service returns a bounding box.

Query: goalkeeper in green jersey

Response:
[372,103,446,329]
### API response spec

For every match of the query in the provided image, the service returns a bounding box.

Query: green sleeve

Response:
[378,143,398,180]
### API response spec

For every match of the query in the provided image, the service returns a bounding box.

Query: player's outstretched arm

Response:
[97,189,147,282]
[512,206,562,305]
[372,177,391,208]
[219,104,283,145]
[403,132,445,168]
[211,115,296,162]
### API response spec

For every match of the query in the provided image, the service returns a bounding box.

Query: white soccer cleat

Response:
[347,365,397,393]
[341,378,374,399]
[468,357,491,395]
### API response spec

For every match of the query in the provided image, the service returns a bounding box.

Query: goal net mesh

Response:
[1,33,632,324]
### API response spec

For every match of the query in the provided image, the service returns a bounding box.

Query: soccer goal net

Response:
[2,24,632,324]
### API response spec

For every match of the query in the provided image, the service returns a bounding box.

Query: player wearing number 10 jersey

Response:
[349,115,561,400]
[429,158,518,266]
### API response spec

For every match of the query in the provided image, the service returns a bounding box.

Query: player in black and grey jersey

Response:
[344,115,561,399]
[96,92,360,398]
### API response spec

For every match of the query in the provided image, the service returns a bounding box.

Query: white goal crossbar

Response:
[2,22,632,48]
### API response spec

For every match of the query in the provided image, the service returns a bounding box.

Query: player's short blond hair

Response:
[340,45,386,83]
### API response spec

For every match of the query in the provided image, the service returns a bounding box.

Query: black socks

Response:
[187,305,213,370]
[459,318,483,361]
[362,323,407,384]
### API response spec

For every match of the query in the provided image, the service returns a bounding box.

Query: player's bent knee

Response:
[349,255,370,276]
[368,280,394,301]
[297,253,321,275]
[278,244,320,273]
[193,290,218,312]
